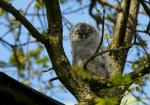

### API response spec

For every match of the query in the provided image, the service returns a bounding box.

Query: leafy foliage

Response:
[34,0,44,9]
[95,97,119,105]
[0,8,5,16]
[9,45,49,74]
[9,47,25,71]
[27,46,43,58]
[10,18,20,28]
[112,72,132,85]
[71,65,92,79]
[132,55,149,71]
[134,77,145,86]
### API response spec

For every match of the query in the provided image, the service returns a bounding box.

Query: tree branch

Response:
[124,63,150,88]
[42,0,79,98]
[139,0,150,17]
[89,0,103,25]
[96,0,147,16]
[43,0,63,35]
[129,66,150,80]
[108,0,139,77]
[97,0,119,11]
[0,1,45,43]
[49,77,59,82]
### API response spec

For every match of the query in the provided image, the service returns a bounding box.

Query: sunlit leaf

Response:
[0,8,5,16]
[95,97,119,105]
[103,34,109,40]
[10,19,20,27]
[134,77,145,86]
[34,0,44,9]
[71,65,92,79]
[112,73,132,85]
[9,47,25,71]
[35,56,49,67]
[132,55,149,71]
[27,47,43,58]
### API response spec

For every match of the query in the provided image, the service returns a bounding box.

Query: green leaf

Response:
[112,72,123,85]
[95,97,119,105]
[10,18,20,27]
[34,0,44,9]
[112,73,132,85]
[123,74,132,84]
[134,77,144,86]
[9,47,25,71]
[103,34,109,40]
[132,55,149,71]
[10,48,24,62]
[0,8,5,17]
[35,56,49,67]
[71,65,92,79]
[27,47,43,58]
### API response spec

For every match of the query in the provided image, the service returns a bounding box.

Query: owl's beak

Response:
[82,34,86,39]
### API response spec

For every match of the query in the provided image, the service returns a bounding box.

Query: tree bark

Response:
[108,0,139,77]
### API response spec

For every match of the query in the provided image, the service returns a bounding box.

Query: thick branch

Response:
[43,0,62,35]
[42,0,79,98]
[108,0,139,77]
[0,1,45,42]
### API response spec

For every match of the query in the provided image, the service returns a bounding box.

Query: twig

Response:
[136,34,150,64]
[96,10,105,53]
[97,0,120,11]
[89,0,103,24]
[41,68,54,73]
[146,20,150,33]
[62,4,89,14]
[0,37,13,47]
[95,43,136,58]
[139,0,150,17]
[84,43,142,70]
[0,1,45,42]
[14,40,37,47]
[49,77,59,82]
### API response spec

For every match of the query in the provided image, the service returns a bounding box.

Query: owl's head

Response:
[70,22,99,42]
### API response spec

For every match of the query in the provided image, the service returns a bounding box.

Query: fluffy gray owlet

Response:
[70,22,109,77]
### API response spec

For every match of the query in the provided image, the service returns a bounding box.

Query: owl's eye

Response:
[75,31,80,34]
[88,29,93,33]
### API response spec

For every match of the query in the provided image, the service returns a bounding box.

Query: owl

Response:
[70,22,109,78]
